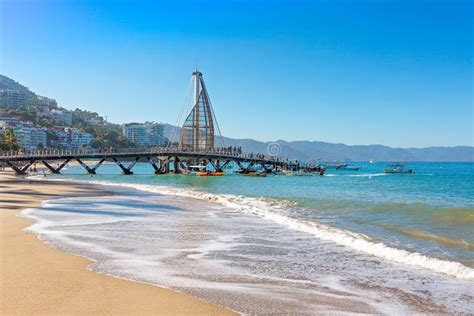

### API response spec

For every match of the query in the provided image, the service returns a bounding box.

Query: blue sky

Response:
[1,0,472,147]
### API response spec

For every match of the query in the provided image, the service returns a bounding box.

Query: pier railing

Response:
[0,146,285,175]
[0,147,278,162]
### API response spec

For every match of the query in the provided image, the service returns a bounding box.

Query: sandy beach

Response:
[0,173,234,315]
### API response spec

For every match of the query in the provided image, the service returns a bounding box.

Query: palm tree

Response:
[1,128,20,150]
[0,134,5,150]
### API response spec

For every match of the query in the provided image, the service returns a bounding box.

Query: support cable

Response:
[167,76,193,148]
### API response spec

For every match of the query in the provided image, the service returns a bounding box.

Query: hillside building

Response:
[122,122,165,147]
[0,89,28,108]
[53,127,93,148]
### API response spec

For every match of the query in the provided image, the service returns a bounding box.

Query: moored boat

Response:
[242,172,268,177]
[321,162,358,170]
[384,163,413,174]
[320,162,358,171]
[196,171,225,176]
[337,165,360,171]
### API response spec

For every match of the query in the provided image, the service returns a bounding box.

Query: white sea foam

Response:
[69,179,474,281]
[347,173,388,177]
[324,173,388,177]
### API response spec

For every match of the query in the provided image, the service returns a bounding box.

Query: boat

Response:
[337,165,360,171]
[242,172,268,177]
[196,171,225,176]
[384,163,413,174]
[235,168,256,174]
[181,169,191,175]
[321,162,358,171]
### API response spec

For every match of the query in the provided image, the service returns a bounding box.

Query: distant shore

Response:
[0,173,233,315]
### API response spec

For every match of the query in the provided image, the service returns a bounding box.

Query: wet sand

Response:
[0,173,234,315]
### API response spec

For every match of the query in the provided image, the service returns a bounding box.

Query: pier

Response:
[0,147,281,175]
[0,70,323,176]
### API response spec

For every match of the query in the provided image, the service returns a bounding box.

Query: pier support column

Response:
[126,157,139,174]
[112,157,138,175]
[208,159,218,172]
[174,157,181,174]
[213,159,230,172]
[152,158,169,175]
[159,159,168,174]
[57,159,71,173]
[237,161,254,173]
[77,158,105,175]
[5,160,35,175]
[219,160,231,172]
[77,158,95,174]
[42,159,70,174]
[163,157,171,173]
[147,157,160,174]
[262,164,273,173]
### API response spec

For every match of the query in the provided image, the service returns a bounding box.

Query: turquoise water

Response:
[54,161,474,266]
[25,161,474,313]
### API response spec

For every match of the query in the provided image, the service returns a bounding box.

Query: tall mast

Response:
[192,71,201,151]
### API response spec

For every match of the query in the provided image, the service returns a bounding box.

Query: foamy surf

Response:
[72,179,474,281]
[324,173,388,177]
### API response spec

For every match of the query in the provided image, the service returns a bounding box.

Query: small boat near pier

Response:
[384,163,413,174]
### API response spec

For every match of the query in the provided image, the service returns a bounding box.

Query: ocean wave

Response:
[34,177,474,281]
[382,224,474,251]
[433,208,474,224]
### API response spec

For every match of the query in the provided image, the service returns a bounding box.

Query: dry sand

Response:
[0,173,234,315]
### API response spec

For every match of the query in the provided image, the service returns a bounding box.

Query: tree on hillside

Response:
[89,126,137,149]
[0,128,20,151]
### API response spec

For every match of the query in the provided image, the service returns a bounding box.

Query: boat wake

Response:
[324,173,388,177]
[325,173,433,177]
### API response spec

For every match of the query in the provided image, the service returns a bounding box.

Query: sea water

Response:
[23,162,474,314]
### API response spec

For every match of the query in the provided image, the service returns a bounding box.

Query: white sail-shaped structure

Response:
[179,71,219,152]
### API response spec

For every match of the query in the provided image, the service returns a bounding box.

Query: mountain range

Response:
[163,124,473,162]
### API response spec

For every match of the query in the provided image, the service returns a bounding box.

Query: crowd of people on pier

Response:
[214,146,242,156]
[97,147,118,153]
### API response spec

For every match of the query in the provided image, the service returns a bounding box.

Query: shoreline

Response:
[50,171,474,281]
[2,170,472,314]
[0,173,234,315]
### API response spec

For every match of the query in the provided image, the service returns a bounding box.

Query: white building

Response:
[0,125,48,150]
[0,117,47,150]
[36,95,57,107]
[122,122,165,146]
[53,129,70,148]
[68,128,93,147]
[53,127,93,148]
[38,108,73,126]
[49,109,73,126]
[25,127,48,149]
[0,89,28,108]
[145,122,165,146]
[122,123,148,146]
[0,117,21,128]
